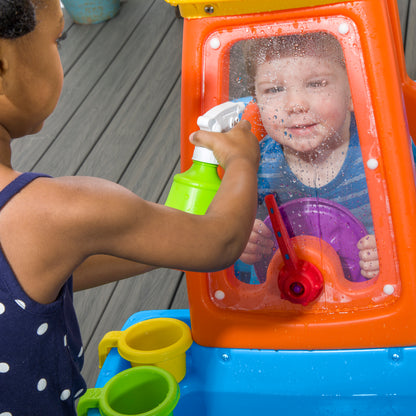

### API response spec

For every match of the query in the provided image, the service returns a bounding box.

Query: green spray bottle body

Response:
[165,148,221,215]
[165,101,245,215]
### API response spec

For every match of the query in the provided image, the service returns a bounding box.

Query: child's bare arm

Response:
[73,255,156,291]
[0,122,258,302]
[70,120,259,289]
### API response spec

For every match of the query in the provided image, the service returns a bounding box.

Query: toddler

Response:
[238,32,379,282]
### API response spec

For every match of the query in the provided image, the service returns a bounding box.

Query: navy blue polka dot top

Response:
[0,173,86,415]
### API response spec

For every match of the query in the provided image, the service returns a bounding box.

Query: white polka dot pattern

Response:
[37,378,47,392]
[0,363,9,373]
[0,174,87,413]
[14,299,26,309]
[37,323,48,336]
[60,389,71,401]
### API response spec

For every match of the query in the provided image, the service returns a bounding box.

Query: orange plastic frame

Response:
[179,0,416,350]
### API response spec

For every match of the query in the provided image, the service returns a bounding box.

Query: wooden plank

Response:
[405,0,416,78]
[73,281,117,345]
[11,0,156,171]
[75,23,182,180]
[170,274,189,309]
[117,79,182,197]
[60,8,104,73]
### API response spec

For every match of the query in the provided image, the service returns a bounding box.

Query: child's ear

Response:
[0,56,8,95]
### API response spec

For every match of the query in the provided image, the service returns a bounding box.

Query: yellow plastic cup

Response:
[99,318,193,382]
[77,366,179,416]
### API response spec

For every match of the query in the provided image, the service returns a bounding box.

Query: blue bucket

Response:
[62,0,120,24]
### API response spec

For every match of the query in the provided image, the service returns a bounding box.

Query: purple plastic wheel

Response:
[254,198,368,283]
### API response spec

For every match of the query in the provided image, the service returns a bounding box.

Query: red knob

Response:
[278,260,324,306]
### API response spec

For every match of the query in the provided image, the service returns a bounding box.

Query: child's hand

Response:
[239,219,275,264]
[357,234,379,279]
[190,120,260,171]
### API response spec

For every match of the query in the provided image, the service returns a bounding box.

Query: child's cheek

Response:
[258,106,286,143]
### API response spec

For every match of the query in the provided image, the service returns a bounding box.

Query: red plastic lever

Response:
[264,194,299,271]
[265,194,324,306]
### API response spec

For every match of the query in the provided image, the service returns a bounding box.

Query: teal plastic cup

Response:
[77,366,180,416]
[61,0,120,24]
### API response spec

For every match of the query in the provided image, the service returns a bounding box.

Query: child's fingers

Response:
[239,252,262,265]
[359,258,379,272]
[239,240,273,264]
[189,120,252,147]
[356,234,376,250]
[360,259,380,279]
[189,129,220,149]
[358,248,379,279]
[361,269,379,279]
[358,247,378,261]
[189,120,257,168]
[250,220,274,251]
[247,232,274,254]
[247,237,274,253]
[232,119,252,132]
[239,221,274,264]
[253,219,273,239]
[357,234,379,279]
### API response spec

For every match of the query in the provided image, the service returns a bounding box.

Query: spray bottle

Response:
[165,101,245,215]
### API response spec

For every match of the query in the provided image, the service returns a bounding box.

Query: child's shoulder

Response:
[0,173,134,241]
[6,174,127,205]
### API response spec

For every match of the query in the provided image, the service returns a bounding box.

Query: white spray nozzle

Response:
[193,101,245,164]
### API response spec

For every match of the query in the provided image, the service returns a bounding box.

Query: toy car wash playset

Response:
[77,0,416,414]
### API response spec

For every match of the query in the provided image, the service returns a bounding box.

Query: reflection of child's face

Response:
[255,55,353,154]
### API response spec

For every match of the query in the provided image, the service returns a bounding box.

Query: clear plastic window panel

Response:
[204,20,400,314]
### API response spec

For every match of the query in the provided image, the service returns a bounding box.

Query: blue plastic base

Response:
[90,309,416,415]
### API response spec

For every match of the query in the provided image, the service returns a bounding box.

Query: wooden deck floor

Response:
[10,0,416,389]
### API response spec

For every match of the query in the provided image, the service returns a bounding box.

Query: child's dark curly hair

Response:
[0,0,37,39]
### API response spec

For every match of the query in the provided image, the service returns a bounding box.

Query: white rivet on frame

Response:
[338,23,349,35]
[367,158,379,170]
[383,284,395,295]
[210,37,221,50]
[214,290,225,300]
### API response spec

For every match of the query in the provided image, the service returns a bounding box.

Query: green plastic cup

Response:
[77,366,180,416]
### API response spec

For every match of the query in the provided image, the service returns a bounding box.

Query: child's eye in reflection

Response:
[308,79,328,88]
[265,86,285,94]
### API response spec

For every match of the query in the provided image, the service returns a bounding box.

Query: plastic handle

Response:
[264,194,299,271]
[98,331,121,368]
[193,101,246,164]
[197,101,245,133]
[76,388,102,416]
